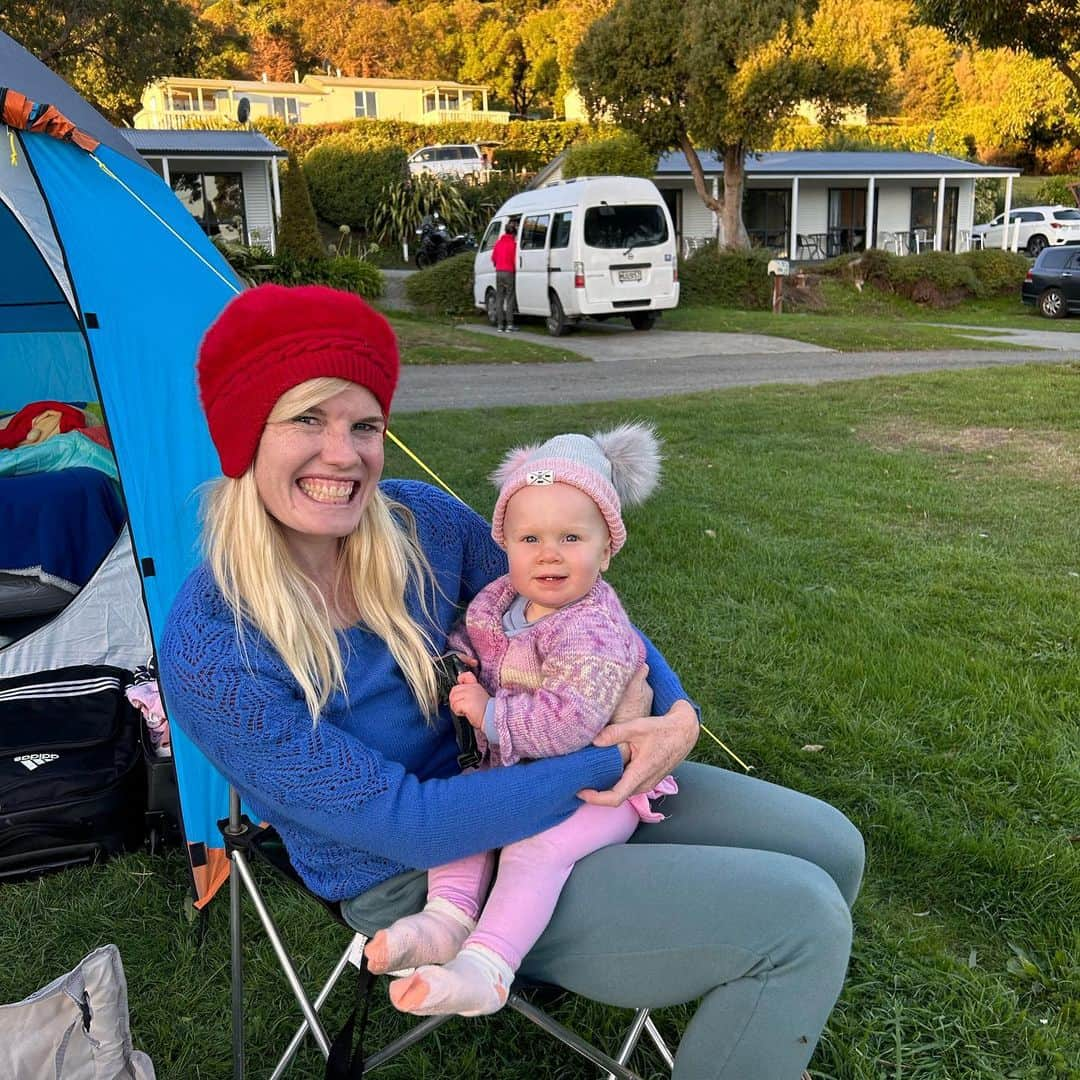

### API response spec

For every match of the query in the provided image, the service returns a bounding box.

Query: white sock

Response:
[365,898,475,975]
[389,944,515,1017]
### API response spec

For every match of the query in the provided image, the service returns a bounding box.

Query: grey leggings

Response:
[343,762,864,1079]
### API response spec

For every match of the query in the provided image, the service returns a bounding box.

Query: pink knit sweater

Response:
[448,575,645,767]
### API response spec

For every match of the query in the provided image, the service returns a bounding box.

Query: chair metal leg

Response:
[231,848,333,1057]
[227,791,246,1080]
[603,1007,650,1079]
[270,943,357,1080]
[507,992,645,1080]
[645,1015,675,1068]
[361,1014,456,1073]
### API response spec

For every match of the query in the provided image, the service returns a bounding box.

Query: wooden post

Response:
[772,274,783,315]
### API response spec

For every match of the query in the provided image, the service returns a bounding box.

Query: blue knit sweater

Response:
[160,480,692,901]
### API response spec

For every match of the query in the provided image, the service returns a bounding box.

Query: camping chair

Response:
[221,789,675,1079]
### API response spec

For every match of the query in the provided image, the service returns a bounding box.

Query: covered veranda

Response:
[654,151,1022,259]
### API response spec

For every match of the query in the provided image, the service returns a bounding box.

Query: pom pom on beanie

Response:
[490,423,661,555]
[197,284,399,477]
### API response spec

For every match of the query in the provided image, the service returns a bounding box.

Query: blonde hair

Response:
[203,377,441,721]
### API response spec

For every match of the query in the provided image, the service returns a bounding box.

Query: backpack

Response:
[0,944,155,1079]
[0,666,146,882]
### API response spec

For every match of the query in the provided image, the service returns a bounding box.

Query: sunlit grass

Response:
[1,364,1078,1078]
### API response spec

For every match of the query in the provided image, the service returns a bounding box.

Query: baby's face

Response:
[502,482,612,619]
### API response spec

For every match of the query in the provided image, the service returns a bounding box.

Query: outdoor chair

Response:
[220,789,675,1079]
[796,233,825,260]
[912,228,937,253]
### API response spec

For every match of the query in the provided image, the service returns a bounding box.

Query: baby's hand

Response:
[449,673,489,730]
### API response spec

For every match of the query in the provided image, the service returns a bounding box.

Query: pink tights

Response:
[430,800,640,971]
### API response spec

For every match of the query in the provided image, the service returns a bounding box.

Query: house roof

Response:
[151,76,323,96]
[305,75,489,92]
[120,129,288,158]
[657,150,1021,178]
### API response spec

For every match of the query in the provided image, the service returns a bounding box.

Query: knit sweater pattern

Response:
[160,480,690,901]
[450,576,644,767]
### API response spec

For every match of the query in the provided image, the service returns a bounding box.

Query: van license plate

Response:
[618,269,643,283]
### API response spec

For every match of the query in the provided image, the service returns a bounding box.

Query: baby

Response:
[367,423,677,1015]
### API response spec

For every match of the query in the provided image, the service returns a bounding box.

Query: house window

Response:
[172,172,246,245]
[743,188,790,251]
[440,92,460,111]
[827,189,867,255]
[910,186,959,251]
[424,93,437,113]
[354,91,377,118]
[169,89,198,112]
[271,96,300,124]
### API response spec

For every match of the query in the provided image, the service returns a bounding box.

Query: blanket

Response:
[0,468,124,593]
[0,431,118,481]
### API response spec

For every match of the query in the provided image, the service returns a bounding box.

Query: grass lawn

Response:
[386,309,576,364]
[2,364,1078,1078]
[663,284,1078,351]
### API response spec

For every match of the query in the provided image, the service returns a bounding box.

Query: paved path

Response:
[931,323,1080,351]
[395,344,1080,413]
[456,323,832,360]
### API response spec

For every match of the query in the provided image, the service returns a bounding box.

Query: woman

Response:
[160,284,864,1079]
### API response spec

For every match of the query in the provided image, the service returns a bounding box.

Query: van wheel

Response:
[629,312,656,331]
[547,292,570,337]
[485,288,499,326]
[1039,287,1066,319]
[1026,234,1048,257]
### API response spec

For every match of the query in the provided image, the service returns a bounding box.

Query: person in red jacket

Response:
[491,220,518,332]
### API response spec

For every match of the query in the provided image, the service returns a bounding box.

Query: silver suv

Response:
[971,205,1080,257]
[407,143,486,179]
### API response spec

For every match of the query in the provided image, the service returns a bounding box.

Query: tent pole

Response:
[227,787,245,1080]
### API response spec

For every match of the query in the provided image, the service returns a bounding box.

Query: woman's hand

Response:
[577,699,699,807]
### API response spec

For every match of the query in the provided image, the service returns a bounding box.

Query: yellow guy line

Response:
[699,724,754,773]
[99,153,752,773]
[385,429,464,504]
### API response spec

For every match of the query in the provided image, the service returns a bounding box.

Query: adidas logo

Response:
[13,753,60,771]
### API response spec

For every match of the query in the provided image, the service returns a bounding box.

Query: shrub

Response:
[1033,176,1080,208]
[372,174,472,250]
[958,249,1032,296]
[678,245,772,308]
[563,132,655,179]
[492,148,544,174]
[277,156,325,262]
[325,256,384,299]
[404,251,476,316]
[457,174,528,235]
[304,137,408,231]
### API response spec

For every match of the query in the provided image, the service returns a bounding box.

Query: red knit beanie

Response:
[197,284,400,477]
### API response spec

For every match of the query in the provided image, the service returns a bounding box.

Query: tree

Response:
[277,155,326,261]
[573,0,887,248]
[1,0,202,123]
[912,0,1080,99]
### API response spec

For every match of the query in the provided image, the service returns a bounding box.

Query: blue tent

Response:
[1,32,241,899]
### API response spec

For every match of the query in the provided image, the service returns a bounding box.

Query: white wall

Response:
[143,156,276,249]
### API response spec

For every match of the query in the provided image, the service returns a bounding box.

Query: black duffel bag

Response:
[0,665,146,882]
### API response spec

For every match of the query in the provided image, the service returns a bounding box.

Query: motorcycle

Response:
[414,213,477,269]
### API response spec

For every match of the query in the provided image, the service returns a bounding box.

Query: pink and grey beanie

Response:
[490,423,661,555]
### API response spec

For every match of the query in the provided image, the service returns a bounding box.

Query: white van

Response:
[473,176,679,335]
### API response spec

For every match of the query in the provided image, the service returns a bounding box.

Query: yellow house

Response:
[133,74,511,129]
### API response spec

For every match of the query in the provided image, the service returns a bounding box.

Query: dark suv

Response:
[1021,246,1080,319]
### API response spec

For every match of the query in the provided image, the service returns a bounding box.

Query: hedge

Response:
[303,138,408,232]
[821,247,1030,306]
[678,245,772,308]
[562,132,655,179]
[403,251,476,316]
[254,117,595,165]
